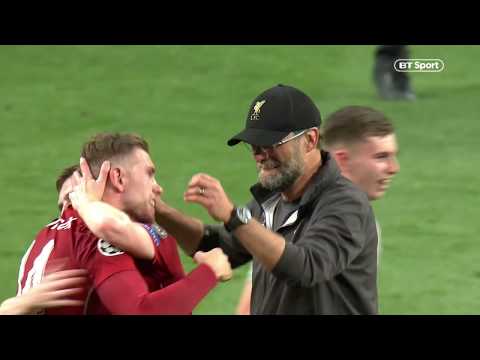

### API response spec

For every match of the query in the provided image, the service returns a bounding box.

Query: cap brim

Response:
[227,128,290,147]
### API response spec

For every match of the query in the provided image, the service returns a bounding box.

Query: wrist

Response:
[1,296,31,315]
[222,204,235,223]
[224,206,237,225]
[224,206,252,232]
[75,197,96,217]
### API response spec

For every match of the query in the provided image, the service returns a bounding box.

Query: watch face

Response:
[237,207,252,224]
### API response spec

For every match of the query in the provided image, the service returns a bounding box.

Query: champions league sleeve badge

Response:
[142,224,168,247]
[97,239,125,256]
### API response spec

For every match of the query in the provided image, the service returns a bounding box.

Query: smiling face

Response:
[342,134,400,200]
[252,136,305,192]
[322,105,400,201]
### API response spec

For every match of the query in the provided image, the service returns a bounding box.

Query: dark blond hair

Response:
[81,133,149,178]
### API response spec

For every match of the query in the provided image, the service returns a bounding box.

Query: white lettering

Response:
[398,61,412,70]
[395,58,444,72]
[46,216,77,230]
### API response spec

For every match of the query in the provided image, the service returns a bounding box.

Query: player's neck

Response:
[102,188,123,211]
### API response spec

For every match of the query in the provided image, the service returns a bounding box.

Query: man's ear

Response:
[305,128,319,152]
[331,149,350,173]
[109,166,125,193]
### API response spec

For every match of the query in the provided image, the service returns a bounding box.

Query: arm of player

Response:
[75,201,155,261]
[69,157,155,260]
[95,248,232,315]
[96,265,217,315]
[235,278,252,315]
[154,197,205,257]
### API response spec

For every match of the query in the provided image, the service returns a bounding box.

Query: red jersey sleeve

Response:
[96,264,218,314]
[142,224,186,282]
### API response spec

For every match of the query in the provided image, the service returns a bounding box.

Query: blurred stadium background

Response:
[0,45,478,314]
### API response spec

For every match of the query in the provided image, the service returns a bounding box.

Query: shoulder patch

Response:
[153,224,168,239]
[97,239,125,256]
[142,223,168,247]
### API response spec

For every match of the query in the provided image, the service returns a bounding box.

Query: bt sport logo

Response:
[394,59,445,72]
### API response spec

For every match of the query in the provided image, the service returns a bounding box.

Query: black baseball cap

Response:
[227,84,321,146]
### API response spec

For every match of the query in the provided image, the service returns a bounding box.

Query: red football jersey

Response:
[16,206,189,315]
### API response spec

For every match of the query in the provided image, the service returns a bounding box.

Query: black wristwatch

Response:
[224,206,252,232]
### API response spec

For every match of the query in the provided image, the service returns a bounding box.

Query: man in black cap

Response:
[153,84,379,314]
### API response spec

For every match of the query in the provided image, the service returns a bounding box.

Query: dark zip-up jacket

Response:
[199,152,378,314]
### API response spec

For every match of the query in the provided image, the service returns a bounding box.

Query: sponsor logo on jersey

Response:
[97,239,125,256]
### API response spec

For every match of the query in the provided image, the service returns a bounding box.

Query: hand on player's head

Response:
[69,158,110,208]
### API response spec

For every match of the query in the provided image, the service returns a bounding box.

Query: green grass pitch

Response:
[0,45,478,314]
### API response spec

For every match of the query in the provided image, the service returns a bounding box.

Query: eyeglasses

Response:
[246,128,314,155]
